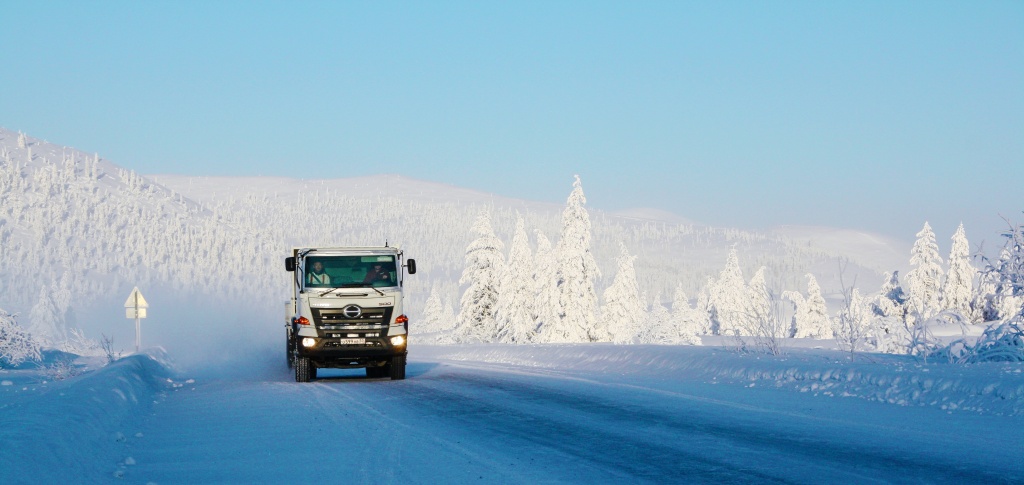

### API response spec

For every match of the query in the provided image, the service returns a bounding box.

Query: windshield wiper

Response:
[319,287,341,297]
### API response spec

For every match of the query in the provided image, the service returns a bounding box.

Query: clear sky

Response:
[2,1,1021,246]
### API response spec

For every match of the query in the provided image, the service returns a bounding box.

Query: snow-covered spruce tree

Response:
[551,175,601,343]
[693,281,714,336]
[601,242,644,344]
[980,218,1024,321]
[932,216,1024,363]
[868,271,913,354]
[873,271,908,319]
[532,230,561,342]
[0,309,41,367]
[906,221,944,321]
[941,223,976,319]
[28,284,66,348]
[799,274,832,339]
[421,283,444,333]
[782,290,805,338]
[671,285,704,345]
[782,274,834,340]
[710,248,748,336]
[494,213,536,343]
[456,210,505,342]
[646,296,676,344]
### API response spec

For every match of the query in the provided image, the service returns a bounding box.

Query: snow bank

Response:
[417,344,1024,416]
[0,351,173,482]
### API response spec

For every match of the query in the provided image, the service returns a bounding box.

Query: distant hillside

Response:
[0,127,906,352]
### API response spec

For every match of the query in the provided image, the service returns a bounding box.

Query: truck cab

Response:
[285,246,416,381]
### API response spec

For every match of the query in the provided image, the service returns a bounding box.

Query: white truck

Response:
[284,246,416,382]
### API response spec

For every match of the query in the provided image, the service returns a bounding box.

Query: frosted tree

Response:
[710,248,748,335]
[693,281,714,335]
[873,271,908,319]
[671,285,704,344]
[743,267,771,334]
[646,296,675,344]
[456,210,505,342]
[834,288,871,354]
[601,242,644,344]
[551,175,601,342]
[421,283,444,333]
[941,223,975,319]
[28,285,65,348]
[0,309,41,367]
[905,221,944,320]
[786,273,832,339]
[532,231,561,342]
[494,213,536,343]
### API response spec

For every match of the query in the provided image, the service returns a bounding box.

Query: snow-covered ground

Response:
[2,344,1021,483]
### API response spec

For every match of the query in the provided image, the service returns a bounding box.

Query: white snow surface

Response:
[2,344,1022,483]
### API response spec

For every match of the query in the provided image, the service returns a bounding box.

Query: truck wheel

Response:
[295,357,314,382]
[389,354,406,380]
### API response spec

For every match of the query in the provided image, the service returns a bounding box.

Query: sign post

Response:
[124,287,149,352]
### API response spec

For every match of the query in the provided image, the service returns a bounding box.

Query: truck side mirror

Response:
[285,257,296,272]
[406,259,417,275]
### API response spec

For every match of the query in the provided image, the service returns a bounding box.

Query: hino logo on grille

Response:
[342,305,362,318]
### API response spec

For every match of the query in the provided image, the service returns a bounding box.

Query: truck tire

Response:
[295,357,314,382]
[389,354,406,380]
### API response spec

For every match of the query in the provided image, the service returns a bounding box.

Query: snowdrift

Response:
[0,352,173,483]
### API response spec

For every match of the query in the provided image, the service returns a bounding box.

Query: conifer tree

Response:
[494,213,536,343]
[711,248,747,335]
[646,296,675,344]
[421,283,444,333]
[551,176,601,342]
[801,274,832,338]
[456,210,505,342]
[670,285,703,345]
[28,285,65,348]
[601,242,644,344]
[744,267,771,336]
[874,271,907,319]
[942,223,975,319]
[906,221,944,319]
[532,230,561,342]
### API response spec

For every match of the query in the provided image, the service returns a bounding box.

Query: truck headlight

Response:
[302,338,317,348]
[390,335,405,347]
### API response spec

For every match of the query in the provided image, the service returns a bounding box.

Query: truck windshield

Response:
[304,255,398,289]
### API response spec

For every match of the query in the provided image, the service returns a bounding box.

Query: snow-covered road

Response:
[119,347,1023,484]
[3,345,1022,484]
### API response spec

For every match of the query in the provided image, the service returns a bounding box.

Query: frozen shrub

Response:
[0,309,42,367]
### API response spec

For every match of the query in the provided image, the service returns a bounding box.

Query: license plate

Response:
[338,338,365,345]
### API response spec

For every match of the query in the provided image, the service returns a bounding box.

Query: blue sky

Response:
[2,1,1021,245]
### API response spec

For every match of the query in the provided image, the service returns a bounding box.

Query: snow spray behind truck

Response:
[285,246,416,382]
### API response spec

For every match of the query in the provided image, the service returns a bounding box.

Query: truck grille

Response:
[312,306,394,327]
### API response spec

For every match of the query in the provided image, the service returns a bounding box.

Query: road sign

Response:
[124,287,148,352]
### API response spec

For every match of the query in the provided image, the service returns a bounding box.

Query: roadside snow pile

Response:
[419,344,1024,416]
[0,351,173,483]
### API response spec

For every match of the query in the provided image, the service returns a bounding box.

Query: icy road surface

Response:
[118,347,1023,484]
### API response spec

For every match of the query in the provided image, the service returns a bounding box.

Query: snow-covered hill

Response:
[1,127,909,361]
